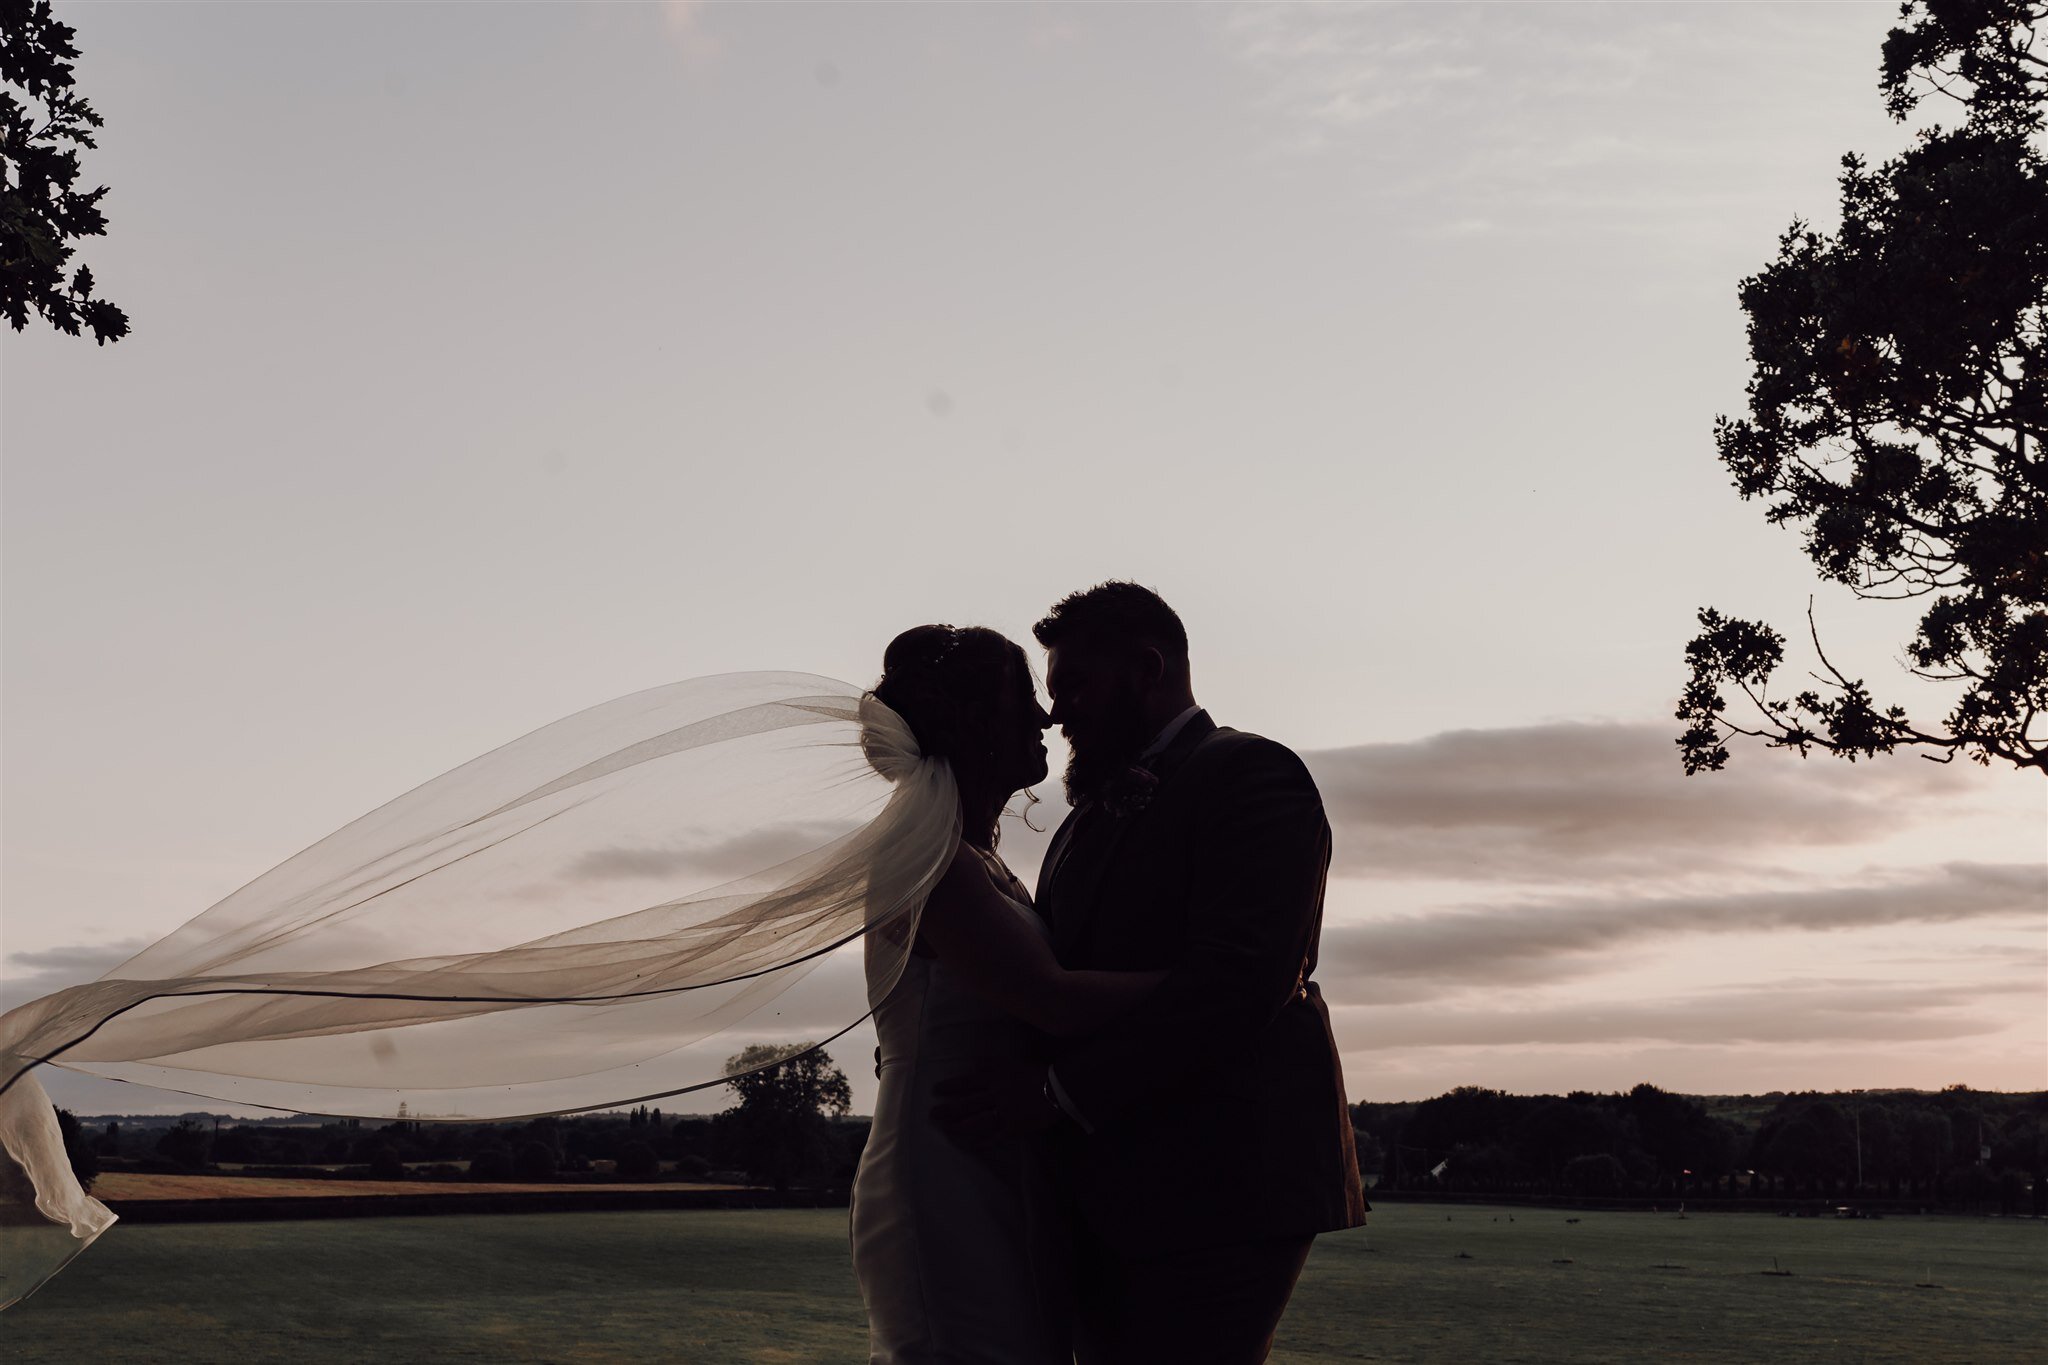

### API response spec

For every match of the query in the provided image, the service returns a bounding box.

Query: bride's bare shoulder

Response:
[930,839,991,899]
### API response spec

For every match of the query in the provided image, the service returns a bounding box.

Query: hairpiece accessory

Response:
[926,626,963,670]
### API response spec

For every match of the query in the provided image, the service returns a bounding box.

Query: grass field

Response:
[3,1203,2041,1362]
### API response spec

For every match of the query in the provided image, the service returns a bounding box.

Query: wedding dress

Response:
[0,675,961,1309]
[850,848,1066,1365]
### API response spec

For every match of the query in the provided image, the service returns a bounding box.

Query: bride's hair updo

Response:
[869,625,1042,844]
[869,625,1024,783]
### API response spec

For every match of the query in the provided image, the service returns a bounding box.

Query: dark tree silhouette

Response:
[1881,0,2048,126]
[1762,1101,1854,1185]
[154,1119,210,1170]
[1563,1152,1627,1197]
[1681,0,2048,773]
[55,1106,97,1193]
[1621,1082,1736,1182]
[1904,1106,1956,1190]
[1349,1127,1386,1177]
[719,1042,852,1190]
[1517,1098,1625,1180]
[1,0,127,342]
[467,1146,513,1182]
[614,1140,659,1181]
[512,1139,558,1183]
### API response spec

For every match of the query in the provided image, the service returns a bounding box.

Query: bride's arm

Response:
[916,842,1164,1039]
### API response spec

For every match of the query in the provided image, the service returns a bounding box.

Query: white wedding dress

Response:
[850,849,1067,1365]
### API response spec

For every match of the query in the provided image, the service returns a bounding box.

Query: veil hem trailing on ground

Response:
[0,673,958,1309]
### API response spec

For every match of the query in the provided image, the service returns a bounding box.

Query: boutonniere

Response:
[1098,763,1160,819]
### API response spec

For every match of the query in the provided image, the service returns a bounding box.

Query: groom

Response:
[941,582,1366,1363]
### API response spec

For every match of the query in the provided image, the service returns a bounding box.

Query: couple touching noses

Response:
[850,581,1366,1365]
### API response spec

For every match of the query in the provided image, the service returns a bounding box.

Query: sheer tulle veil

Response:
[0,673,961,1307]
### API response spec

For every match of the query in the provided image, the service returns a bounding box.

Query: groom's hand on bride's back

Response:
[931,1062,1057,1149]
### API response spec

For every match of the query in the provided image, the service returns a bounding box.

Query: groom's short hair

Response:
[1033,581,1189,671]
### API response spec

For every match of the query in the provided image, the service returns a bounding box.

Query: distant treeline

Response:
[1351,1084,2046,1214]
[58,1082,2047,1215]
[61,1041,862,1194]
[63,1104,870,1195]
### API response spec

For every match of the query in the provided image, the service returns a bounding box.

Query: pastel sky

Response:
[3,1,2041,1117]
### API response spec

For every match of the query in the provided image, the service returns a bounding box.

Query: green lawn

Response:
[3,1204,2041,1362]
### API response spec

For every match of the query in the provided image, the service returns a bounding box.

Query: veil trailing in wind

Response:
[0,673,960,1308]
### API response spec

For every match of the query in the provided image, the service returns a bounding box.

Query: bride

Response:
[852,624,1162,1364]
[0,627,1156,1359]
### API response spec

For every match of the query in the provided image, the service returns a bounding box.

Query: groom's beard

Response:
[1061,691,1147,806]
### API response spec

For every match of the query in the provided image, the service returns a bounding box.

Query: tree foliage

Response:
[1563,1152,1628,1197]
[722,1041,853,1117]
[1681,0,2048,773]
[512,1139,558,1183]
[55,1106,97,1193]
[154,1118,211,1170]
[719,1042,852,1190]
[1,0,127,342]
[467,1145,513,1182]
[614,1140,659,1181]
[1881,0,2048,128]
[1355,1084,2040,1206]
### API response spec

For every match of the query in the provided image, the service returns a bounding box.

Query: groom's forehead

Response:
[1044,644,1083,692]
[1045,639,1115,686]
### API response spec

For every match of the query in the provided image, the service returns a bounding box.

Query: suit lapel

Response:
[1047,711,1217,961]
[1050,801,1126,960]
[1035,807,1084,930]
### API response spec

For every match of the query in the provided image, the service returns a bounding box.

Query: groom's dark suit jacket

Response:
[1036,711,1367,1256]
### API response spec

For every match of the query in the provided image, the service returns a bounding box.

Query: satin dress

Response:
[850,851,1067,1364]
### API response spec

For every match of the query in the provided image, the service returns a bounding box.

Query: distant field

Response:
[4,1204,2041,1362]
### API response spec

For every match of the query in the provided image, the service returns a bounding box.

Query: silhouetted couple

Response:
[0,581,1363,1348]
[849,582,1366,1365]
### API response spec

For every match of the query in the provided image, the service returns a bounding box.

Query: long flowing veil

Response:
[0,673,959,1308]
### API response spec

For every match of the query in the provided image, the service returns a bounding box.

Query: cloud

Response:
[1333,977,2029,1050]
[0,937,152,1006]
[1319,862,2043,987]
[1205,1,1892,245]
[1210,2,1643,152]
[1302,722,1976,883]
[1864,942,2048,973]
